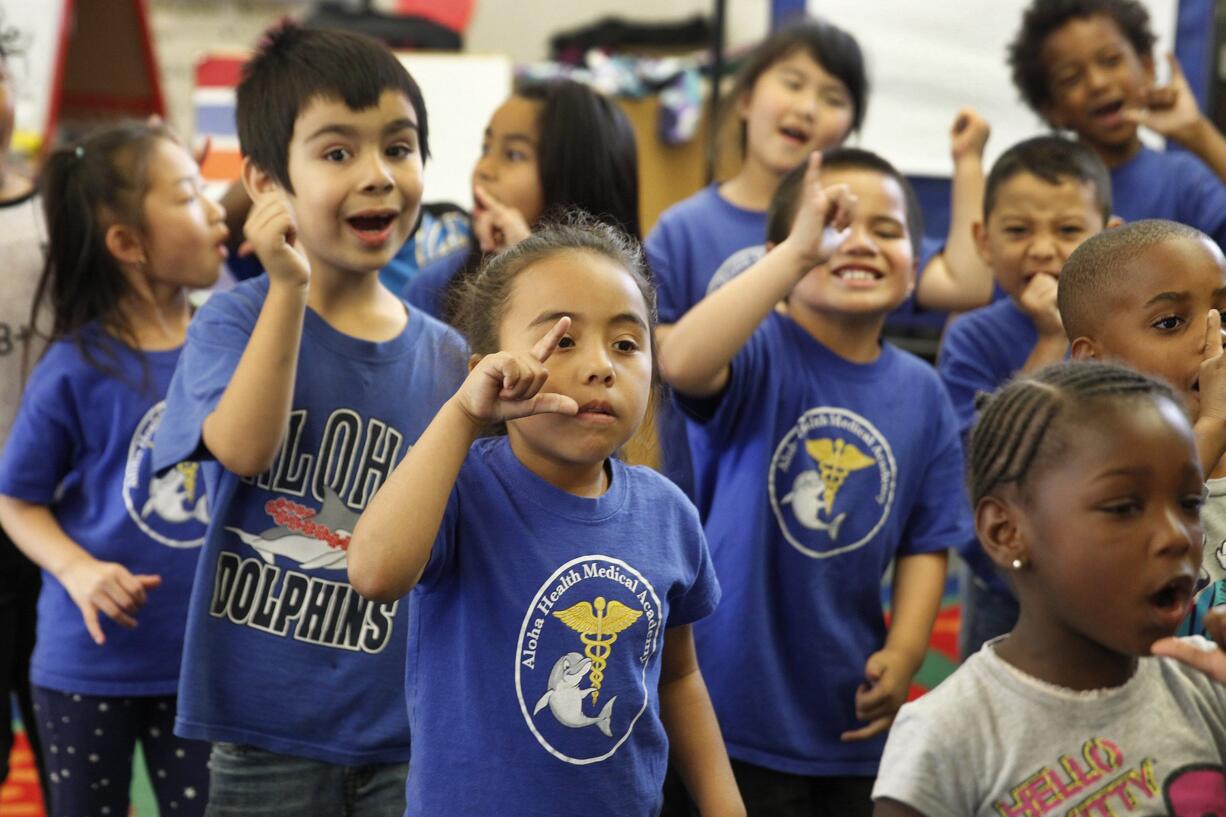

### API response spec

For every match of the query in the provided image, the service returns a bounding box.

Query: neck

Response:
[1085,135,1143,170]
[306,262,407,342]
[995,605,1138,691]
[116,284,191,350]
[783,301,884,363]
[719,155,783,211]
[507,432,610,498]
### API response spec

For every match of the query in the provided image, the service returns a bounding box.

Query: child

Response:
[1008,0,1226,248]
[405,78,639,324]
[938,135,1114,657]
[0,16,47,794]
[151,24,467,815]
[0,121,225,817]
[872,360,1226,817]
[347,218,744,817]
[659,149,971,815]
[1057,219,1226,623]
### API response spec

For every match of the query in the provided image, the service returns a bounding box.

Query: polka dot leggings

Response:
[31,686,210,817]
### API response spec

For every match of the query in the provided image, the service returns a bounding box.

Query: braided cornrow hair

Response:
[968,361,1178,505]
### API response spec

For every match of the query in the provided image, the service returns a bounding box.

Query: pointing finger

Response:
[532,316,572,363]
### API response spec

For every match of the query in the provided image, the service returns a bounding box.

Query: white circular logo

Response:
[706,244,768,295]
[768,407,896,559]
[122,402,208,548]
[514,555,662,765]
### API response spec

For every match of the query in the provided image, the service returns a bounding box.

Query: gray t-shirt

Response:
[873,640,1226,817]
[1202,479,1226,588]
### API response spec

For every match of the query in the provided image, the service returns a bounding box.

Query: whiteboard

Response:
[812,0,1178,176]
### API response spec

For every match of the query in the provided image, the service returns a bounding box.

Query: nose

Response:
[360,150,394,193]
[473,152,495,184]
[838,220,877,256]
[1026,232,1057,261]
[1086,64,1111,93]
[583,344,615,387]
[1155,504,1196,560]
[206,194,225,224]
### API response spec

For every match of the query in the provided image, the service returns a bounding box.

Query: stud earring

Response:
[1011,558,1025,570]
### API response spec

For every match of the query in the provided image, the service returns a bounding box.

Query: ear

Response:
[241,156,280,200]
[972,220,992,265]
[104,222,146,267]
[975,495,1029,572]
[735,85,754,121]
[1106,215,1124,229]
[467,353,482,372]
[1069,335,1101,360]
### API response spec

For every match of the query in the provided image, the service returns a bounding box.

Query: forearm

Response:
[0,496,93,579]
[916,157,992,312]
[886,551,948,674]
[202,281,308,476]
[660,244,805,397]
[348,398,479,601]
[1176,117,1226,186]
[1021,334,1068,374]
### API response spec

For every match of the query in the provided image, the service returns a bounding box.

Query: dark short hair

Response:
[236,21,429,193]
[728,18,867,152]
[984,135,1112,222]
[1008,0,1156,117]
[1057,219,1214,339]
[766,147,923,258]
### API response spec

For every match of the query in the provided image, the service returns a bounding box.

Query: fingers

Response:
[532,317,572,363]
[80,606,106,646]
[1206,309,1223,361]
[802,150,823,194]
[824,184,856,233]
[194,134,213,167]
[1166,51,1187,85]
[840,715,892,742]
[518,392,580,418]
[498,355,550,402]
[1151,635,1226,684]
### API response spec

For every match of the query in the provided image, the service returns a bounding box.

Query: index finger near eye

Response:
[532,316,571,362]
[1208,309,1223,355]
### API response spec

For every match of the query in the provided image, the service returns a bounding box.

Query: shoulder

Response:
[193,276,270,329]
[882,344,946,393]
[619,461,697,515]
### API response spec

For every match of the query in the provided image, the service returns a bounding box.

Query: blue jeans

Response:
[204,742,407,817]
[958,565,1020,660]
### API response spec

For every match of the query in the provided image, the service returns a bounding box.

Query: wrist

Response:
[443,395,488,440]
[1172,115,1214,152]
[952,153,986,172]
[774,238,821,277]
[53,550,94,582]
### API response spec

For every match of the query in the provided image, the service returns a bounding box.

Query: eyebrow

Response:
[527,310,648,331]
[1141,291,1190,308]
[483,130,536,146]
[306,118,418,142]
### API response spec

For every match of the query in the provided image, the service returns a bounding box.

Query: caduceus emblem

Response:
[807,438,874,514]
[552,596,642,703]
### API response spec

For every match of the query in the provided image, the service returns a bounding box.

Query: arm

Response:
[1194,310,1226,474]
[916,109,994,312]
[0,497,160,645]
[1017,275,1067,374]
[660,152,853,397]
[842,550,947,742]
[1129,54,1226,185]
[347,318,577,601]
[201,189,311,476]
[874,799,931,817]
[658,625,745,817]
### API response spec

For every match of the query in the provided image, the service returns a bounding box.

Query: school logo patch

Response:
[768,407,896,559]
[122,402,208,548]
[516,556,663,765]
[706,244,767,295]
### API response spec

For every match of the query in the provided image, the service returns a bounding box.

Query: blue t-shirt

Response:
[381,209,472,294]
[403,246,468,321]
[153,276,467,765]
[406,437,720,816]
[680,312,972,776]
[0,331,206,696]
[1111,146,1226,249]
[938,298,1037,593]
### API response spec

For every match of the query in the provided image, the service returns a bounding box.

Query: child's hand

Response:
[782,151,856,270]
[1123,53,1204,145]
[58,554,162,645]
[841,648,913,742]
[1152,609,1226,684]
[473,185,532,253]
[1017,274,1063,338]
[1198,309,1226,423]
[454,317,580,426]
[245,189,310,288]
[950,107,990,162]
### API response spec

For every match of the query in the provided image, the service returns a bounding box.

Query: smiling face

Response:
[282,89,423,280]
[497,249,653,474]
[1010,396,1203,657]
[472,95,545,227]
[1039,14,1154,160]
[1073,236,1226,419]
[788,166,915,319]
[738,49,855,176]
[138,138,228,291]
[977,171,1106,301]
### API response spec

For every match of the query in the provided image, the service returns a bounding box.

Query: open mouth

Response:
[833,266,883,283]
[779,125,811,144]
[1149,575,1194,618]
[1089,99,1126,125]
[348,212,396,232]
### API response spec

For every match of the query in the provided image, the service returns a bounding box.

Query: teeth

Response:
[837,269,877,281]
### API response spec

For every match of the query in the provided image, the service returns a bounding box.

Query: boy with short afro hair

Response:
[1060,219,1226,631]
[1008,0,1226,250]
[938,135,1115,658]
[153,22,466,816]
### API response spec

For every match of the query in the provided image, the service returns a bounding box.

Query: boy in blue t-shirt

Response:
[152,23,466,817]
[1008,0,1226,249]
[938,136,1115,658]
[659,148,972,815]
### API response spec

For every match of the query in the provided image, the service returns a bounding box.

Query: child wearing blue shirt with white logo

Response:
[348,217,744,817]
[660,149,972,816]
[152,23,466,817]
[0,121,226,817]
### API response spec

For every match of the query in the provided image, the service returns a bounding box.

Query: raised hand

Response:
[454,317,580,426]
[1198,310,1226,421]
[1152,608,1226,684]
[473,185,532,253]
[1017,274,1063,338]
[245,189,310,288]
[59,554,161,645]
[841,647,912,742]
[950,107,990,162]
[1123,52,1204,144]
[783,151,856,270]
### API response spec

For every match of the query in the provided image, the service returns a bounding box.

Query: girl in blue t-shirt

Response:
[350,217,744,817]
[0,122,227,817]
[404,78,639,324]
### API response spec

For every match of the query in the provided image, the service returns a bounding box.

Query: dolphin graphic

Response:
[532,652,616,737]
[226,487,356,571]
[141,467,210,525]
[781,470,846,540]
